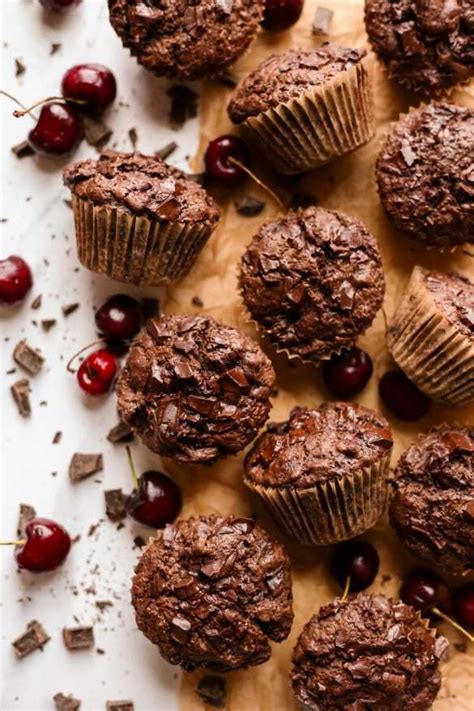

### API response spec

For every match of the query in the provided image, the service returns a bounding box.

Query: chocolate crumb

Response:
[13,340,44,375]
[17,503,36,537]
[30,295,42,310]
[128,128,138,150]
[106,702,134,711]
[95,601,113,612]
[62,626,95,651]
[15,58,26,76]
[155,141,178,161]
[12,621,50,658]
[50,43,62,55]
[96,648,105,655]
[64,199,73,210]
[107,420,134,443]
[69,453,103,482]
[167,85,198,125]
[196,676,228,708]
[53,693,81,711]
[191,295,204,308]
[82,114,113,150]
[12,140,35,159]
[235,196,265,217]
[62,303,79,317]
[104,489,127,521]
[53,431,62,444]
[41,319,56,332]
[11,379,31,417]
[312,6,334,34]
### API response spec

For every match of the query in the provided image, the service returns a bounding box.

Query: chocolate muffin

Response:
[292,593,448,711]
[63,151,220,285]
[376,102,474,247]
[240,207,385,364]
[244,402,393,545]
[108,0,264,80]
[228,45,375,174]
[131,515,293,671]
[116,314,275,464]
[388,266,474,405]
[390,426,474,574]
[365,0,474,93]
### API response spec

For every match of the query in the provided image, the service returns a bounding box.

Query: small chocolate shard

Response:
[13,340,44,375]
[12,140,35,158]
[167,85,198,125]
[11,378,31,417]
[107,420,134,443]
[312,6,334,34]
[196,676,228,709]
[82,114,112,150]
[434,636,450,660]
[62,626,95,650]
[95,600,113,612]
[191,295,204,308]
[15,58,26,76]
[62,303,79,317]
[170,615,191,644]
[50,43,62,55]
[53,693,81,711]
[155,141,178,160]
[41,319,57,332]
[400,140,417,167]
[104,489,127,521]
[106,702,134,711]
[12,621,50,658]
[69,453,103,482]
[53,431,62,444]
[30,294,42,310]
[128,127,138,150]
[235,196,265,217]
[17,503,36,537]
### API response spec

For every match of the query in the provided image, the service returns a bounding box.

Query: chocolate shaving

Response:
[128,128,138,150]
[15,58,26,76]
[196,676,228,708]
[17,503,36,537]
[312,6,334,34]
[107,420,134,443]
[62,303,79,317]
[235,196,265,217]
[104,489,127,521]
[53,693,81,711]
[31,294,42,310]
[11,378,31,417]
[155,141,178,160]
[82,114,113,150]
[12,140,35,158]
[12,621,50,658]
[170,615,191,644]
[53,431,62,444]
[106,702,134,711]
[69,453,103,482]
[400,140,417,167]
[50,43,62,55]
[41,319,56,332]
[13,340,44,375]
[63,626,95,650]
[167,85,198,125]
[192,295,204,308]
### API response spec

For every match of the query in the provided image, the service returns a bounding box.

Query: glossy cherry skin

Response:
[204,135,249,187]
[39,0,80,10]
[400,568,450,615]
[127,471,182,529]
[331,541,379,593]
[76,349,117,396]
[16,518,71,572]
[95,294,142,341]
[261,0,304,31]
[323,347,373,399]
[62,64,117,115]
[28,102,83,156]
[379,370,431,421]
[453,583,474,629]
[0,256,33,304]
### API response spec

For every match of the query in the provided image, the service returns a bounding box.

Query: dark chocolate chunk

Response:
[53,693,81,711]
[107,420,134,443]
[104,489,127,521]
[62,303,79,317]
[41,319,57,332]
[13,340,44,375]
[52,431,62,444]
[106,702,134,711]
[69,453,103,482]
[235,196,265,217]
[11,379,31,417]
[196,676,228,708]
[312,6,334,34]
[12,621,50,658]
[155,141,178,160]
[17,503,37,537]
[30,295,42,310]
[12,140,35,158]
[62,626,95,650]
[167,85,198,125]
[82,114,113,150]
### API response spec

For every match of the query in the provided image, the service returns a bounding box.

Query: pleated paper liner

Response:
[388,266,474,406]
[72,196,214,286]
[243,53,375,175]
[244,449,391,546]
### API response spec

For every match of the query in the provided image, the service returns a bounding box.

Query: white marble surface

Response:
[1,2,200,708]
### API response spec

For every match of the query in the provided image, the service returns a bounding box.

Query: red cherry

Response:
[95,294,142,341]
[400,568,450,615]
[16,518,71,572]
[0,256,33,304]
[127,471,182,529]
[261,0,304,31]
[28,102,83,156]
[62,64,117,115]
[322,347,373,399]
[39,0,80,10]
[379,370,431,421]
[453,583,474,629]
[330,541,379,593]
[204,135,249,187]
[76,349,117,395]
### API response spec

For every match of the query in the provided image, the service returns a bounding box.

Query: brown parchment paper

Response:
[161,2,474,709]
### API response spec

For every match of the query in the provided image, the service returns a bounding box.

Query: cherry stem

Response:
[66,339,107,373]
[340,576,351,603]
[227,157,286,210]
[13,96,87,118]
[0,90,37,123]
[431,606,474,643]
[0,540,25,546]
[125,446,139,490]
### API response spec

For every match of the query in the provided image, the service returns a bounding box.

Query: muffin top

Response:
[63,150,221,226]
[390,426,474,574]
[108,0,264,80]
[365,0,474,93]
[240,207,385,363]
[376,103,474,246]
[228,44,367,123]
[424,270,474,341]
[245,402,393,489]
[292,593,447,711]
[116,314,275,464]
[131,515,293,672]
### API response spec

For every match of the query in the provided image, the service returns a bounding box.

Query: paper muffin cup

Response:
[244,449,391,546]
[243,54,375,175]
[388,266,474,406]
[71,196,214,286]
